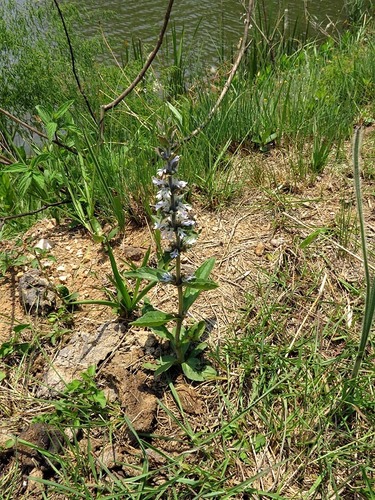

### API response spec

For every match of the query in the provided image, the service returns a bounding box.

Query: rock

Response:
[123,246,145,262]
[18,269,57,315]
[255,241,265,256]
[39,321,128,396]
[34,238,53,250]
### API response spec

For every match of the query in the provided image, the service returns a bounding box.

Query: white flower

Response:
[160,272,174,283]
[167,155,180,173]
[177,227,186,239]
[156,187,171,201]
[182,274,195,283]
[181,219,195,227]
[184,234,197,246]
[155,200,170,211]
[171,179,188,190]
[161,227,175,240]
[170,248,179,259]
[152,177,167,187]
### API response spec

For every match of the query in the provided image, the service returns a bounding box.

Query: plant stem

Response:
[169,174,184,363]
[174,253,184,363]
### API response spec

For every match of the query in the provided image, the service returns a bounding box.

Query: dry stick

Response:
[99,0,175,139]
[0,107,79,156]
[173,0,255,149]
[0,154,12,165]
[53,0,97,124]
[0,200,70,228]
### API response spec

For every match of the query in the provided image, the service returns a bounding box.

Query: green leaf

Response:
[181,357,205,381]
[300,228,328,248]
[183,278,218,291]
[35,104,52,124]
[105,243,132,311]
[92,391,107,409]
[155,355,177,376]
[125,267,163,282]
[46,121,58,141]
[54,99,75,119]
[3,162,28,174]
[0,343,14,358]
[150,324,174,341]
[13,324,31,334]
[143,361,158,371]
[0,371,6,381]
[131,310,175,327]
[166,102,183,126]
[183,257,216,313]
[185,321,206,341]
[182,356,217,381]
[190,342,208,357]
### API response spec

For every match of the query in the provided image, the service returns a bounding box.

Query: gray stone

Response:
[39,320,127,396]
[18,269,57,315]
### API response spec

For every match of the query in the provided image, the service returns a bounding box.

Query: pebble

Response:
[270,238,284,247]
[56,265,65,272]
[34,238,54,250]
[58,276,68,283]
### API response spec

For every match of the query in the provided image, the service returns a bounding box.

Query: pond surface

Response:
[70,0,348,64]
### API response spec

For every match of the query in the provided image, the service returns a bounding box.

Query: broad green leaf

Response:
[125,267,163,282]
[182,278,218,291]
[106,243,132,310]
[0,342,13,358]
[112,195,126,231]
[186,321,206,341]
[0,371,6,382]
[54,99,75,119]
[3,162,28,174]
[92,391,107,409]
[199,364,217,379]
[183,257,216,313]
[131,310,175,327]
[46,121,58,141]
[150,324,174,341]
[30,152,51,167]
[13,324,31,334]
[155,355,177,376]
[181,357,205,382]
[35,104,52,124]
[190,342,208,357]
[182,356,217,381]
[166,101,183,126]
[143,361,158,371]
[65,124,83,135]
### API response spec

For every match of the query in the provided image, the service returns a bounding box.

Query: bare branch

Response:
[53,0,97,124]
[0,107,78,155]
[99,0,175,139]
[0,200,70,228]
[174,0,255,148]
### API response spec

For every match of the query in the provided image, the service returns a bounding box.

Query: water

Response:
[69,0,347,64]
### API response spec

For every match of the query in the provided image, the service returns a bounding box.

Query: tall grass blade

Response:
[344,126,375,401]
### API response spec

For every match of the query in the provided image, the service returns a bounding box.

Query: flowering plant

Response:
[130,144,218,381]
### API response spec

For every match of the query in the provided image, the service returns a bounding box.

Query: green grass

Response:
[1,5,375,234]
